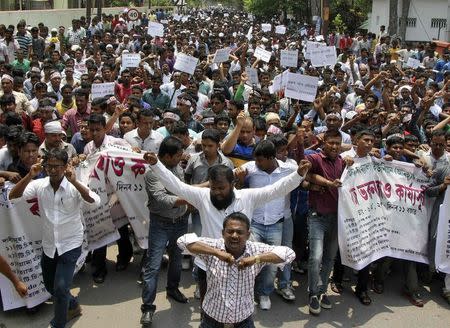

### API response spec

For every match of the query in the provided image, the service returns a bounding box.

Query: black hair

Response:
[158,136,183,157]
[210,92,225,103]
[386,135,404,147]
[324,130,343,140]
[0,124,8,139]
[74,88,89,99]
[208,164,234,184]
[228,99,244,111]
[19,131,40,147]
[43,148,69,165]
[404,134,419,143]
[170,121,188,136]
[253,139,276,158]
[355,129,375,140]
[267,134,288,149]
[202,129,221,144]
[4,112,22,126]
[214,114,231,125]
[88,113,106,126]
[0,94,16,106]
[431,129,446,138]
[254,117,266,131]
[223,212,250,231]
[61,84,73,93]
[135,109,153,121]
[91,97,108,110]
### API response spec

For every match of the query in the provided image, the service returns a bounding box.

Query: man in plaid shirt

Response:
[178,212,295,328]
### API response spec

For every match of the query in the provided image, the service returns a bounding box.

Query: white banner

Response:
[213,48,231,63]
[285,73,319,102]
[338,157,432,270]
[147,22,164,37]
[0,147,150,310]
[254,47,272,63]
[91,82,115,100]
[174,53,199,75]
[435,188,450,273]
[310,46,337,67]
[304,41,326,60]
[280,49,298,68]
[121,53,141,68]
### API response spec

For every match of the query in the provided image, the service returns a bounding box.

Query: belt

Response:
[202,313,253,328]
[150,212,187,224]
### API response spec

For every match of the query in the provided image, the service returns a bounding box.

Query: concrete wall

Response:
[369,0,448,42]
[0,6,176,29]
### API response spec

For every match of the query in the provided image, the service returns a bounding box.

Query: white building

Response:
[369,0,450,42]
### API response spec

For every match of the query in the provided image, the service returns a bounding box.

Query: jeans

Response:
[251,221,283,296]
[293,211,309,264]
[141,216,188,312]
[41,246,81,328]
[278,216,293,289]
[200,314,255,328]
[307,212,338,296]
[374,258,419,293]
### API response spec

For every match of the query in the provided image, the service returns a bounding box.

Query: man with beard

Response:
[143,150,311,316]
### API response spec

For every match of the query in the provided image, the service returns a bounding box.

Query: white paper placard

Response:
[173,14,181,21]
[181,16,189,23]
[174,53,199,75]
[271,73,283,93]
[224,13,229,17]
[246,67,259,85]
[280,49,298,68]
[91,82,115,99]
[261,23,272,32]
[160,19,169,24]
[121,53,141,68]
[310,46,337,67]
[304,41,326,60]
[148,22,164,37]
[285,73,319,102]
[213,48,231,63]
[254,47,272,63]
[275,25,286,35]
[406,57,421,69]
[246,26,253,41]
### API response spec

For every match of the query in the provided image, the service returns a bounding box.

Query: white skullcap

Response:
[44,121,62,134]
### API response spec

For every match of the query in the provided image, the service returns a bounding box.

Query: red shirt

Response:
[306,151,345,214]
[32,118,46,143]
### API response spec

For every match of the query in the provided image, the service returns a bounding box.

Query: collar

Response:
[44,176,69,191]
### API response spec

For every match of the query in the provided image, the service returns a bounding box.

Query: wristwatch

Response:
[254,255,261,264]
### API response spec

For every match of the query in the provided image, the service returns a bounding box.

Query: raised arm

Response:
[143,152,204,207]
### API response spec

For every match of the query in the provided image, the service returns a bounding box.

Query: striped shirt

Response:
[177,233,295,324]
[15,34,32,57]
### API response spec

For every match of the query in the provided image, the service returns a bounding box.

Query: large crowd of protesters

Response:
[0,6,450,328]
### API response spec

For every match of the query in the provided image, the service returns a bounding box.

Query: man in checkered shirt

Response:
[178,212,295,328]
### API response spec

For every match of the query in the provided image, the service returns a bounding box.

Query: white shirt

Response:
[241,160,297,225]
[0,146,13,171]
[12,177,100,258]
[150,160,304,269]
[123,128,164,153]
[160,81,186,108]
[83,134,131,156]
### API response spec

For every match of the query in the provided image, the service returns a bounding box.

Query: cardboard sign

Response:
[261,23,272,32]
[254,47,272,63]
[406,57,421,69]
[213,48,231,63]
[148,22,164,37]
[310,46,337,67]
[91,82,115,99]
[121,53,141,68]
[275,25,286,35]
[174,53,199,75]
[246,67,259,85]
[280,49,298,68]
[285,73,319,102]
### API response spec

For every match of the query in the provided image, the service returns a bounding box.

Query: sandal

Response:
[331,282,343,294]
[355,291,372,306]
[404,291,424,307]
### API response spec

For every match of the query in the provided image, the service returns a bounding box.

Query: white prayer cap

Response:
[44,121,63,134]
[50,71,61,80]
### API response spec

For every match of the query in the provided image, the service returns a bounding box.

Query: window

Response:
[399,17,417,28]
[431,18,447,29]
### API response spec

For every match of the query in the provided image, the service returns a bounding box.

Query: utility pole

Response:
[322,0,330,36]
[86,0,92,22]
[96,0,102,19]
[447,0,450,42]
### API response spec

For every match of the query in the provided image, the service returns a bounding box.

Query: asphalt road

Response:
[1,245,449,328]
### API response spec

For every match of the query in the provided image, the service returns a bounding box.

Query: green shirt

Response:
[12,59,30,73]
[142,89,171,110]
